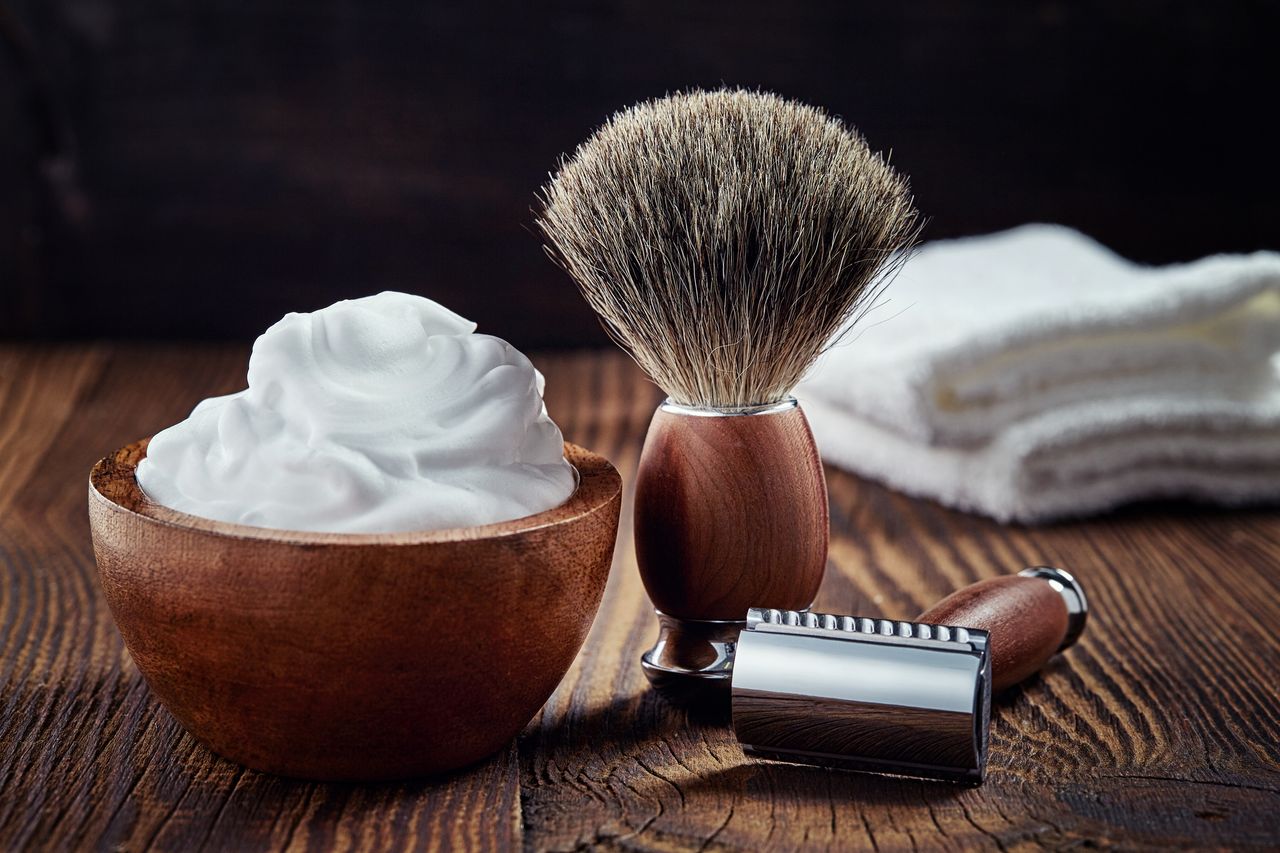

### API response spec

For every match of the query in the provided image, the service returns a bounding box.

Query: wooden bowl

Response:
[88,439,621,781]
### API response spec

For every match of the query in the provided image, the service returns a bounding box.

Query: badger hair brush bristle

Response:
[537,88,920,409]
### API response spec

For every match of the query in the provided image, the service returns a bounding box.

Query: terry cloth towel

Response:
[797,225,1280,523]
[801,224,1280,447]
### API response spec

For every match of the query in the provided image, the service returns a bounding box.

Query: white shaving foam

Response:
[136,291,576,533]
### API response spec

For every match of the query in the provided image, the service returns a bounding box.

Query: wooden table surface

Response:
[2,344,1278,851]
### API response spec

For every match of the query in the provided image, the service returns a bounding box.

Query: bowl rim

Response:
[89,438,621,547]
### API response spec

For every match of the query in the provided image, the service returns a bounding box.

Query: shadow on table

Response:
[523,687,975,806]
[681,761,972,806]
[521,659,1091,806]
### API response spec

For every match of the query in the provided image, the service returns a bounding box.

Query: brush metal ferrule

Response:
[731,608,992,784]
[657,397,798,418]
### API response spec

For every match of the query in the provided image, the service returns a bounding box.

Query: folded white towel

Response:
[801,224,1280,447]
[798,225,1280,522]
[801,368,1280,523]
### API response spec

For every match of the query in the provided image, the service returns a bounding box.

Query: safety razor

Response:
[730,566,1088,783]
[645,566,1086,783]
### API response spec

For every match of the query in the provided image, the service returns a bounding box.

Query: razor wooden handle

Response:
[634,403,828,621]
[919,572,1082,692]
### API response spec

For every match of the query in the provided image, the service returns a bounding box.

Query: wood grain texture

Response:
[634,404,828,620]
[2,344,1279,850]
[920,575,1069,693]
[88,439,620,781]
[3,2,1279,342]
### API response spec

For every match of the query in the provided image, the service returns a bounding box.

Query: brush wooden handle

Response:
[919,572,1082,692]
[634,402,828,621]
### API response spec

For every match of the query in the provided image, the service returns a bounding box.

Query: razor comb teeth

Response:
[746,608,974,645]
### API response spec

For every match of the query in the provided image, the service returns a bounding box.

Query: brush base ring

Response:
[639,609,807,705]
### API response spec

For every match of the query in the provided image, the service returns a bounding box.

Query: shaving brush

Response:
[538,89,919,699]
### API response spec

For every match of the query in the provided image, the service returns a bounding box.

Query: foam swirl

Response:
[136,292,576,533]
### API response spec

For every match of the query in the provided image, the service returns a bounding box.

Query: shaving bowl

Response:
[88,439,621,781]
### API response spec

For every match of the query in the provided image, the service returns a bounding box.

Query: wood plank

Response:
[0,345,107,513]
[519,351,1280,851]
[0,344,523,851]
[1,345,1278,850]
[5,2,1279,342]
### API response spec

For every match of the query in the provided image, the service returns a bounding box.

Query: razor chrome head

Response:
[731,609,992,784]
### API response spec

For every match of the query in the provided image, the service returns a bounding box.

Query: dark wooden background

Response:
[3,0,1278,344]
